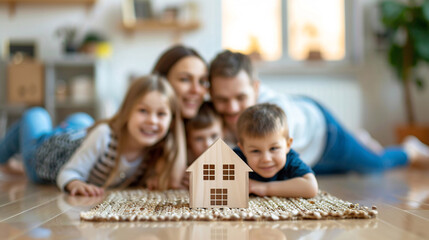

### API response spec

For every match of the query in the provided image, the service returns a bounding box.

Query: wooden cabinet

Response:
[7,60,44,105]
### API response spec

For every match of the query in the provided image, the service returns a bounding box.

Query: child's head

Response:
[112,74,178,146]
[106,74,184,189]
[186,102,223,159]
[237,103,293,178]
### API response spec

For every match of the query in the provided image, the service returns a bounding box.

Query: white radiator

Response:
[260,75,362,133]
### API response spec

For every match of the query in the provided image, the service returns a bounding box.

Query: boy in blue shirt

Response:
[234,103,318,198]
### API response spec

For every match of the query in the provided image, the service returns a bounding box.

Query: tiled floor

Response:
[0,168,428,239]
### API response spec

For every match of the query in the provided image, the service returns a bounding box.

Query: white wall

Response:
[259,72,362,134]
[359,0,429,145]
[1,0,429,146]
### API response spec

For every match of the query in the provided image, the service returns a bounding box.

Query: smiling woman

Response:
[152,45,209,120]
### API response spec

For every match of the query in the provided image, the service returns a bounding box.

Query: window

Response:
[288,0,345,60]
[203,164,215,180]
[210,188,228,206]
[222,0,346,62]
[222,0,282,61]
[222,164,235,180]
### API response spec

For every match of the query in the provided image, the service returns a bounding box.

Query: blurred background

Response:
[1,0,429,146]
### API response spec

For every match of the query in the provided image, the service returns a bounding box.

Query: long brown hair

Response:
[152,45,206,77]
[89,74,185,190]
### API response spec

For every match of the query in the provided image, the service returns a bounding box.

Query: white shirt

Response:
[258,85,327,166]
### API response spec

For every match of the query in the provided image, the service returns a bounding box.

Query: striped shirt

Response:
[56,124,144,191]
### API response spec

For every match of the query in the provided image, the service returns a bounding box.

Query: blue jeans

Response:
[0,107,94,182]
[311,101,408,174]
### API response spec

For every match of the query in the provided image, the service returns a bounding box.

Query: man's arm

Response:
[249,173,318,198]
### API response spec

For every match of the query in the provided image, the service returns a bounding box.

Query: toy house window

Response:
[210,188,228,206]
[223,164,235,180]
[203,164,215,180]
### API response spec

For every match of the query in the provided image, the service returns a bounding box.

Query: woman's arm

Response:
[249,173,318,198]
[169,118,187,189]
[169,154,187,189]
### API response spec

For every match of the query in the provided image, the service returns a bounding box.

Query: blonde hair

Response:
[237,103,289,143]
[89,74,185,190]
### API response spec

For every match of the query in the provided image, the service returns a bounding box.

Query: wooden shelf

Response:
[122,19,200,43]
[122,19,200,32]
[55,104,96,110]
[46,54,97,67]
[0,0,97,16]
[0,0,95,3]
[55,100,96,108]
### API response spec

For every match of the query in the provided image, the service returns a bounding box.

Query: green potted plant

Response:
[380,0,429,144]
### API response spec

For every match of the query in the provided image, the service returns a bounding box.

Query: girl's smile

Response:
[127,91,172,149]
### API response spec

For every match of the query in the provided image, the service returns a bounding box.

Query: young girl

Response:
[57,74,186,196]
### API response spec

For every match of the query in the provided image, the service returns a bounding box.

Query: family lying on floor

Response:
[1,46,428,198]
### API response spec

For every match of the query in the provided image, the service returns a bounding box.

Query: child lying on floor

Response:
[182,102,223,187]
[0,75,186,196]
[234,103,319,198]
[185,102,223,163]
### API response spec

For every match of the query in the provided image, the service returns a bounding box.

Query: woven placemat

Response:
[80,189,378,222]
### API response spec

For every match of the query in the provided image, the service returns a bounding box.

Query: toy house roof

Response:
[186,138,253,172]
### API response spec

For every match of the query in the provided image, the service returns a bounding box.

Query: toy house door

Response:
[210,188,228,206]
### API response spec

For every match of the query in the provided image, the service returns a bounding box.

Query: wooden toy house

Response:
[186,138,253,208]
